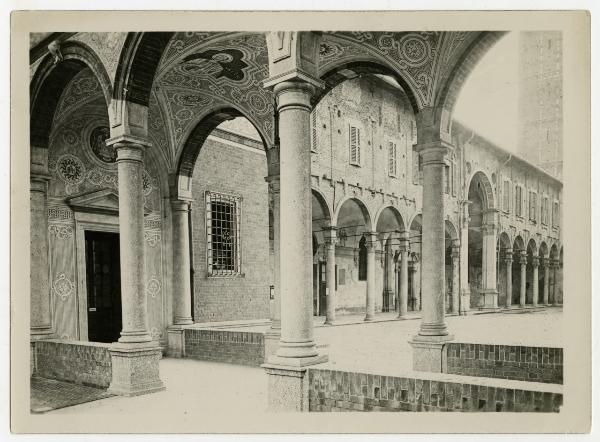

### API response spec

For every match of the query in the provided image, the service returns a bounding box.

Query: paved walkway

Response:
[30,377,114,413]
[34,308,561,421]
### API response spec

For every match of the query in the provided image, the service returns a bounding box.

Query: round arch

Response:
[374,205,406,235]
[312,188,333,226]
[333,196,373,232]
[174,107,270,199]
[498,231,512,249]
[526,238,538,256]
[549,244,559,260]
[314,58,420,115]
[539,241,549,259]
[444,219,459,241]
[30,41,113,149]
[468,170,496,210]
[513,235,525,252]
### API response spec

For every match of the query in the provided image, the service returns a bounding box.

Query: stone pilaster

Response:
[264,174,281,358]
[542,258,550,305]
[323,227,338,325]
[107,136,164,396]
[30,146,54,340]
[409,142,453,373]
[364,232,378,321]
[518,251,527,307]
[531,256,540,307]
[504,249,513,308]
[267,80,326,367]
[459,201,471,315]
[450,242,460,315]
[167,199,193,358]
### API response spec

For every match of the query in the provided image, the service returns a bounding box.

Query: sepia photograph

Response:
[8,8,592,435]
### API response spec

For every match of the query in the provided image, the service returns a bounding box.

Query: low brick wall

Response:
[446,343,563,384]
[308,369,562,412]
[33,340,112,389]
[184,329,264,366]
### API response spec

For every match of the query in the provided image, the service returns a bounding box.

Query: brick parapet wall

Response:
[446,343,563,384]
[308,368,562,412]
[184,329,264,366]
[33,340,112,388]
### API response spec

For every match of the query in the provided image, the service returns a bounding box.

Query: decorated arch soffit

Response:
[151,32,274,165]
[325,32,479,110]
[68,33,129,86]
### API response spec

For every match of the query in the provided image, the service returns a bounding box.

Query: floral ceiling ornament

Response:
[53,273,75,301]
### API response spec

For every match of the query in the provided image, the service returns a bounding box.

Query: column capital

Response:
[519,254,528,265]
[481,223,497,236]
[541,257,550,267]
[106,134,152,149]
[531,256,540,267]
[323,226,338,246]
[170,199,191,212]
[451,246,461,260]
[273,81,315,113]
[265,174,281,193]
[363,232,378,251]
[414,140,454,166]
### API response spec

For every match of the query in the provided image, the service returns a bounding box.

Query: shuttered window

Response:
[552,201,559,227]
[541,197,549,225]
[529,191,537,221]
[515,185,523,217]
[311,111,318,152]
[503,180,511,212]
[349,125,361,166]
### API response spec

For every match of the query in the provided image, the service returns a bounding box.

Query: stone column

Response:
[504,248,513,309]
[269,81,326,366]
[30,146,53,340]
[410,260,419,311]
[384,246,395,312]
[167,199,193,357]
[107,137,164,396]
[531,256,539,307]
[459,202,471,315]
[552,260,559,306]
[519,251,527,308]
[364,232,378,321]
[264,175,281,358]
[409,142,453,373]
[480,213,499,310]
[542,258,550,305]
[450,242,460,315]
[397,247,410,318]
[323,227,338,325]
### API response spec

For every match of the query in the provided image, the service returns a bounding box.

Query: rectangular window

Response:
[529,191,537,221]
[206,191,242,276]
[388,142,397,177]
[552,201,560,227]
[349,125,361,166]
[503,180,511,212]
[311,111,318,152]
[542,196,549,225]
[412,151,419,185]
[418,154,423,185]
[515,185,522,217]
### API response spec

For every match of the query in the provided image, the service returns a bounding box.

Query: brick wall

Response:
[446,343,563,384]
[33,340,112,388]
[184,329,264,366]
[308,368,562,412]
[191,135,270,323]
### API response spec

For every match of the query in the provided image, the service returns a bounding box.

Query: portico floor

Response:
[37,307,562,423]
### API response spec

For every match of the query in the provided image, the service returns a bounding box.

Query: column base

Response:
[166,326,186,358]
[266,352,328,368]
[459,291,470,315]
[364,313,376,322]
[479,289,499,309]
[409,334,454,373]
[30,328,55,341]
[108,342,165,397]
[262,364,310,412]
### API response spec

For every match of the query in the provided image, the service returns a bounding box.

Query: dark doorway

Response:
[85,231,122,343]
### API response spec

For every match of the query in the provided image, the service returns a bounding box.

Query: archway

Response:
[444,220,459,313]
[374,206,406,312]
[512,236,526,306]
[408,214,422,311]
[526,239,538,305]
[333,197,372,315]
[538,241,549,305]
[467,172,495,308]
[497,232,512,307]
[312,189,333,317]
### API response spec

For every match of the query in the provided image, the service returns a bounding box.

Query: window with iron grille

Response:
[349,125,361,166]
[388,142,397,177]
[206,191,242,276]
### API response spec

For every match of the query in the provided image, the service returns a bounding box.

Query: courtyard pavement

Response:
[33,307,562,420]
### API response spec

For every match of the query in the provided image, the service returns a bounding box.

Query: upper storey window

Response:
[515,185,523,218]
[388,142,397,177]
[349,125,361,166]
[311,111,318,153]
[503,180,511,213]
